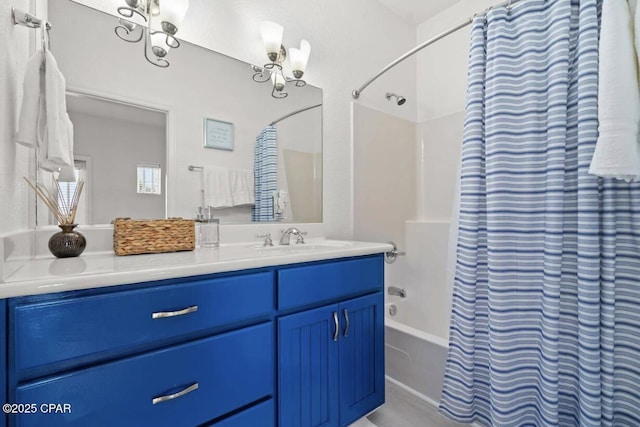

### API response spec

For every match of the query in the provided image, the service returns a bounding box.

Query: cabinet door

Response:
[338,293,385,427]
[278,304,339,427]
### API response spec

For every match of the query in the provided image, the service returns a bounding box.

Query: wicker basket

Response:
[113,218,195,256]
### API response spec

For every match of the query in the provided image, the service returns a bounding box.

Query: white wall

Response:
[70,112,166,224]
[0,0,40,234]
[417,0,496,123]
[353,104,417,248]
[416,0,496,219]
[353,104,418,309]
[71,0,418,238]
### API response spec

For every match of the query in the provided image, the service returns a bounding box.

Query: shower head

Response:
[386,92,406,106]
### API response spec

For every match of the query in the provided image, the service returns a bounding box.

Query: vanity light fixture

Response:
[114,0,189,68]
[252,21,311,99]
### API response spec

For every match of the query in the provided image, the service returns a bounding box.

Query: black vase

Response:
[48,224,86,258]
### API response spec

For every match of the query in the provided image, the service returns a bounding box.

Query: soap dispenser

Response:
[199,206,219,248]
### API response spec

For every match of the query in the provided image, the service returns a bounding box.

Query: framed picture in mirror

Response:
[204,118,234,151]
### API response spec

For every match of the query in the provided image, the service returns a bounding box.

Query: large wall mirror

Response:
[37,0,323,226]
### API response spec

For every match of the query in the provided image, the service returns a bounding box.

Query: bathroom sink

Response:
[284,241,354,250]
[248,240,354,253]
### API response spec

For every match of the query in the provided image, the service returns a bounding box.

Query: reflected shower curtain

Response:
[440,1,640,426]
[252,125,279,222]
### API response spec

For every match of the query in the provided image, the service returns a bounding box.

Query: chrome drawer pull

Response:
[333,311,339,342]
[343,309,349,338]
[152,305,198,319]
[152,382,199,405]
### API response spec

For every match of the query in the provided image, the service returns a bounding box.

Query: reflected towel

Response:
[16,51,43,149]
[229,169,254,206]
[203,166,233,208]
[589,0,640,181]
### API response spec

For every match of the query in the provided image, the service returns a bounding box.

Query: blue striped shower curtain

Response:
[440,1,640,426]
[252,126,280,222]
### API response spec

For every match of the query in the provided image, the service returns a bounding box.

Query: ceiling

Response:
[375,0,461,25]
[66,94,167,128]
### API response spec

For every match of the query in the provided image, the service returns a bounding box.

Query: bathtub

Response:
[384,298,450,407]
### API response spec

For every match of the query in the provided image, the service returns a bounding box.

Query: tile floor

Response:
[362,380,468,427]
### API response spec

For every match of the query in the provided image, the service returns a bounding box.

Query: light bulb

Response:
[151,32,170,57]
[160,0,189,35]
[150,15,170,56]
[261,21,284,61]
[271,72,286,92]
[290,40,311,78]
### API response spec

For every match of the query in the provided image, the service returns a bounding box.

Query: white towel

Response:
[43,50,74,170]
[203,166,233,208]
[589,0,640,181]
[16,51,44,149]
[16,49,74,172]
[229,169,255,206]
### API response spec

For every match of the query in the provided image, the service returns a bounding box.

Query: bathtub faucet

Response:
[388,286,406,298]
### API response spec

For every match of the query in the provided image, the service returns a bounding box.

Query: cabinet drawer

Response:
[14,323,274,427]
[278,256,383,311]
[12,272,274,374]
[212,399,274,427]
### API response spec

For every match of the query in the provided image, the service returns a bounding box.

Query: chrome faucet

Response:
[279,227,306,245]
[257,233,273,247]
[388,286,406,298]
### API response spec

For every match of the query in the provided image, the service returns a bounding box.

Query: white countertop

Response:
[0,239,393,299]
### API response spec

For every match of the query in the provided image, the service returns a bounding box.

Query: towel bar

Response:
[385,241,406,264]
[11,6,51,30]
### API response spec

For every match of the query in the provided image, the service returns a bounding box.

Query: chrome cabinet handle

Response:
[333,311,339,342]
[152,382,199,405]
[343,309,349,338]
[152,305,198,319]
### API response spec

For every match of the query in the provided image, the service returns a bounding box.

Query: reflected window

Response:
[137,164,162,195]
[56,160,88,224]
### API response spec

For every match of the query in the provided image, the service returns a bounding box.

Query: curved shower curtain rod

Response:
[270,103,322,126]
[351,0,529,100]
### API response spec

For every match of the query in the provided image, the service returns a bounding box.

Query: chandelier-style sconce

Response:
[115,0,189,68]
[252,22,311,99]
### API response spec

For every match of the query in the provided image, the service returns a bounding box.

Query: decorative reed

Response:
[24,176,85,225]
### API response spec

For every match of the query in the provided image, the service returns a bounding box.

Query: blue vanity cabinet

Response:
[278,304,340,427]
[1,300,7,427]
[211,399,274,427]
[3,253,385,427]
[277,256,385,427]
[338,293,385,426]
[6,271,277,427]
